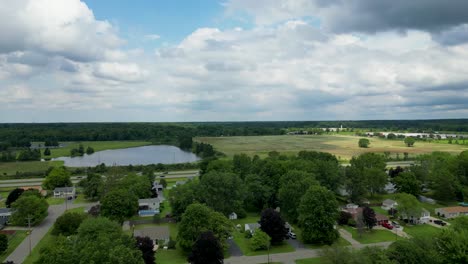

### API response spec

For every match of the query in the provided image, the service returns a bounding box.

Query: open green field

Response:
[403,224,441,238]
[196,135,468,160]
[0,160,63,176]
[36,141,152,159]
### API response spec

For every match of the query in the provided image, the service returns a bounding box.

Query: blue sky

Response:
[1,0,468,122]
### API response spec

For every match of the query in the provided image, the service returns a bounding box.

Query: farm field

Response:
[196,135,468,160]
[34,141,152,159]
[0,160,63,177]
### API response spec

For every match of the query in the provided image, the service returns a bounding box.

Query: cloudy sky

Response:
[1,0,468,122]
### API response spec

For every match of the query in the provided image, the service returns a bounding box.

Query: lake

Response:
[51,145,200,167]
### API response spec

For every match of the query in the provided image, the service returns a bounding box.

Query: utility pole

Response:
[26,215,32,255]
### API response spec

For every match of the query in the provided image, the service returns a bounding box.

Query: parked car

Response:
[288,232,297,239]
[391,221,401,228]
[434,220,447,226]
[382,222,394,230]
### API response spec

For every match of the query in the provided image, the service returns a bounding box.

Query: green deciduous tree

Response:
[52,211,88,236]
[298,185,339,244]
[43,148,51,156]
[278,170,317,222]
[169,180,199,220]
[177,204,233,251]
[43,167,72,190]
[244,173,273,211]
[358,138,370,148]
[200,171,246,216]
[404,137,416,147]
[80,173,103,201]
[188,231,224,264]
[393,172,421,196]
[395,193,422,223]
[101,189,138,223]
[250,230,271,251]
[10,195,48,226]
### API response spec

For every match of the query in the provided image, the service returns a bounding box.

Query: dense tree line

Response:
[1,120,467,146]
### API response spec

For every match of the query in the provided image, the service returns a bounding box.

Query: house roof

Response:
[133,226,170,241]
[382,199,396,206]
[376,214,389,221]
[245,223,260,231]
[138,198,161,204]
[53,187,75,192]
[0,208,12,214]
[437,206,468,213]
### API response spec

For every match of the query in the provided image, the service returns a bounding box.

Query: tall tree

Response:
[404,137,416,147]
[298,186,339,244]
[100,189,138,223]
[358,138,370,148]
[188,231,224,264]
[43,167,72,190]
[177,204,232,251]
[362,207,377,230]
[199,171,246,216]
[278,170,317,223]
[5,188,24,208]
[395,193,422,222]
[10,195,48,226]
[169,180,199,220]
[0,234,7,254]
[364,167,388,196]
[135,236,155,264]
[52,211,88,236]
[244,173,273,211]
[393,172,421,196]
[250,230,271,251]
[80,173,103,201]
[259,208,288,245]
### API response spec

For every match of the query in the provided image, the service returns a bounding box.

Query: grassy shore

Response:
[0,160,64,177]
[196,134,468,160]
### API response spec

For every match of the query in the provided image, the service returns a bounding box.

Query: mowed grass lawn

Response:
[0,160,63,176]
[0,230,28,262]
[196,135,468,160]
[403,224,441,238]
[36,141,152,159]
[342,226,396,244]
[296,258,324,264]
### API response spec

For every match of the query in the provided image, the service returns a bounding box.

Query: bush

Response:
[52,212,88,236]
[250,230,271,251]
[348,219,357,227]
[0,234,8,254]
[167,238,177,249]
[338,211,352,225]
[244,231,252,239]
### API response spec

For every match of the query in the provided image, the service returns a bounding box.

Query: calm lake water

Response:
[52,145,200,167]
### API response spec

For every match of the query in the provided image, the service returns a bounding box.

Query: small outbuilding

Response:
[229,212,238,220]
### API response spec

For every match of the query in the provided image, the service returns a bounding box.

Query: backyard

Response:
[341,226,396,244]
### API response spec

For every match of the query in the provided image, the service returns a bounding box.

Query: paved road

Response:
[5,202,94,264]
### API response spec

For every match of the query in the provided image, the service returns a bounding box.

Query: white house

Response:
[245,223,260,234]
[229,212,238,220]
[0,208,12,227]
[53,187,76,198]
[138,198,161,216]
[381,199,398,210]
[400,208,431,224]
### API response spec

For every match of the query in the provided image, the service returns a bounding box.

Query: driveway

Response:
[286,237,306,249]
[227,238,243,257]
[5,202,95,264]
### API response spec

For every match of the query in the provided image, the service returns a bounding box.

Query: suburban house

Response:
[229,212,238,220]
[152,182,164,193]
[435,206,468,219]
[133,226,170,246]
[376,214,389,225]
[400,208,431,224]
[138,198,161,216]
[53,187,76,198]
[21,186,47,196]
[0,208,12,227]
[381,199,398,210]
[245,223,260,234]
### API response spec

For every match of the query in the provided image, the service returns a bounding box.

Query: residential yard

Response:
[23,228,53,264]
[46,197,65,205]
[0,160,63,176]
[72,194,93,204]
[403,224,441,238]
[0,230,28,262]
[196,134,468,161]
[232,231,295,256]
[341,226,396,244]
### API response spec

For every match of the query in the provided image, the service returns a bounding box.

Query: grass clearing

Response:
[0,160,63,176]
[232,231,295,256]
[196,134,468,160]
[46,197,65,205]
[295,258,324,264]
[342,226,396,244]
[0,230,28,262]
[403,224,441,238]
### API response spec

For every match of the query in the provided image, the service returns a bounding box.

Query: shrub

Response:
[348,219,357,227]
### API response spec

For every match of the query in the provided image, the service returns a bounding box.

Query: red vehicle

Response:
[382,222,394,230]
